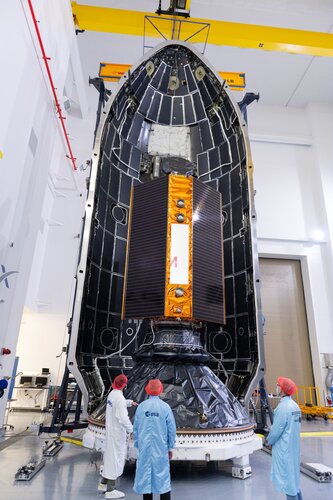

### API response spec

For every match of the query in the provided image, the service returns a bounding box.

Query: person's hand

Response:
[264,440,272,451]
[132,401,139,407]
[168,451,173,460]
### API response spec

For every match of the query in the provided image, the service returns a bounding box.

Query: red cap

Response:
[112,374,128,390]
[145,379,163,396]
[278,376,297,396]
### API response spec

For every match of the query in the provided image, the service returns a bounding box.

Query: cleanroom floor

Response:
[0,412,332,500]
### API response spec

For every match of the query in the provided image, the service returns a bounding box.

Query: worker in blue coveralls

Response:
[133,379,176,500]
[266,376,303,500]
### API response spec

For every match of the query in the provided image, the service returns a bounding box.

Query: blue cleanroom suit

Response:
[266,396,302,497]
[133,396,176,494]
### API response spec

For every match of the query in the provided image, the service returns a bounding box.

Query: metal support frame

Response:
[263,444,333,482]
[15,458,46,481]
[238,92,260,123]
[143,15,210,54]
[156,0,191,18]
[88,77,112,145]
[250,378,274,434]
[42,439,64,457]
[39,367,87,434]
[259,378,274,428]
[300,462,333,483]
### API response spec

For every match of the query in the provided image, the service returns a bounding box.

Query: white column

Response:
[306,103,333,359]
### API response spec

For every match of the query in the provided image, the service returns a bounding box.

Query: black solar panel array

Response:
[123,177,169,319]
[192,178,225,324]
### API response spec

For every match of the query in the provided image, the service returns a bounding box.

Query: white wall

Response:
[0,0,96,427]
[248,103,333,399]
[16,312,68,386]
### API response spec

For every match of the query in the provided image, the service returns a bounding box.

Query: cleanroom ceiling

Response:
[75,0,333,107]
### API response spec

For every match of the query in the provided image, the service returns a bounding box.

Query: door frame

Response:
[258,241,330,403]
[259,256,316,396]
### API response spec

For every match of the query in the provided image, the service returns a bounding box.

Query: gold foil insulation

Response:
[165,175,193,319]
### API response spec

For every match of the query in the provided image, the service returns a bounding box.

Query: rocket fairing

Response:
[67,41,265,432]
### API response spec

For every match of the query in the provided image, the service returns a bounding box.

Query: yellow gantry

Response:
[72,2,333,57]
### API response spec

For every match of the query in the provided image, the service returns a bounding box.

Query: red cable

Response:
[27,0,77,170]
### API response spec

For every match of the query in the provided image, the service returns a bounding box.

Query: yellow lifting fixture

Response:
[99,63,246,91]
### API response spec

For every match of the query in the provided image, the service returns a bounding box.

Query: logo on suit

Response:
[145,411,160,417]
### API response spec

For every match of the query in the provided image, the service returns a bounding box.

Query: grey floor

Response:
[0,411,332,499]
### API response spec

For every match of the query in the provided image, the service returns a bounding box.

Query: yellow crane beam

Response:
[72,2,333,57]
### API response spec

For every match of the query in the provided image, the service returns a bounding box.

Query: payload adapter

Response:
[67,41,265,463]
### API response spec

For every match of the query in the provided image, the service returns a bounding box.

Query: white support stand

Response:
[84,423,262,480]
[232,454,252,479]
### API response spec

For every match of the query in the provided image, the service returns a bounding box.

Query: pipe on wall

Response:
[27,0,77,171]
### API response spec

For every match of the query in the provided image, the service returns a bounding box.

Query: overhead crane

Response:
[71,0,333,57]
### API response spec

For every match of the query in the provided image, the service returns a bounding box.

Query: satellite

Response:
[67,41,264,465]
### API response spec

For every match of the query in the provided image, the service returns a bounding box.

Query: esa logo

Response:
[145,411,159,417]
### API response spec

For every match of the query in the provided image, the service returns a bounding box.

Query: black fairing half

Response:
[70,42,264,411]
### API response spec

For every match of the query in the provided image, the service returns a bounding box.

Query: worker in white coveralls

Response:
[99,374,137,499]
[133,379,176,500]
[266,376,303,500]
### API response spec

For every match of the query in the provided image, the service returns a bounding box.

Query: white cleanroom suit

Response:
[103,389,134,480]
